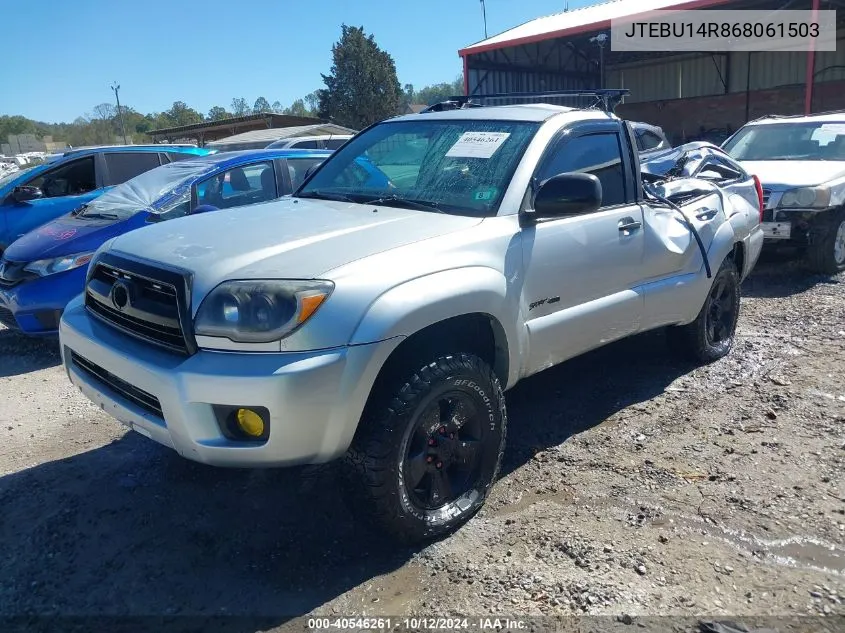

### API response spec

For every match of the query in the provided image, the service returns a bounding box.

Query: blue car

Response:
[0,148,346,335]
[0,145,212,256]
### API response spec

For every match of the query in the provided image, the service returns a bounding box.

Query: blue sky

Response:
[0,0,597,123]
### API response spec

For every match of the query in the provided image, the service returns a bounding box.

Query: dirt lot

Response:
[0,253,843,631]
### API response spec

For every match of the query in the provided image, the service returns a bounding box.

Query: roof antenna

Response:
[564,1,569,10]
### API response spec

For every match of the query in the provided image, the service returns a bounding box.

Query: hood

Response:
[739,161,845,189]
[108,197,482,299]
[4,211,150,263]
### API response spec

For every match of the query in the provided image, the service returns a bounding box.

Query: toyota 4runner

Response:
[58,90,765,542]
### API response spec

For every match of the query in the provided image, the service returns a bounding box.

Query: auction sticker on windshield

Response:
[446,132,511,159]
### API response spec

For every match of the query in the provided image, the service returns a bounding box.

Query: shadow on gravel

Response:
[0,328,61,377]
[0,329,694,629]
[0,433,415,631]
[500,329,692,476]
[741,254,842,299]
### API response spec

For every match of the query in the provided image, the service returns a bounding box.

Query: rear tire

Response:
[667,257,741,364]
[805,209,845,275]
[342,353,507,544]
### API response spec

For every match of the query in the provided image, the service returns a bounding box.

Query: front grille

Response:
[761,188,772,209]
[0,306,18,329]
[84,255,194,355]
[70,351,163,419]
[0,260,37,288]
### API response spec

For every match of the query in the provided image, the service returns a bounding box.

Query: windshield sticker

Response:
[473,187,498,201]
[819,123,845,135]
[446,132,511,159]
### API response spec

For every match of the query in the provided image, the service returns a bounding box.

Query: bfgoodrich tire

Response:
[667,257,741,364]
[343,353,507,544]
[806,209,845,275]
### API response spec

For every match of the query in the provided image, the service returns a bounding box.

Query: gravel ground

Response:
[0,252,843,632]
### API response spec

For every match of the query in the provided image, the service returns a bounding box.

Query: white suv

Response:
[723,111,845,273]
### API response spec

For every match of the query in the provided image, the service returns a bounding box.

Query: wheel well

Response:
[730,241,745,276]
[368,313,509,402]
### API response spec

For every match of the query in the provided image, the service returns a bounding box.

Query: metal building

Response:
[459,0,845,143]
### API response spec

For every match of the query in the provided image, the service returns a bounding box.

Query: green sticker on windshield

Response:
[473,187,498,201]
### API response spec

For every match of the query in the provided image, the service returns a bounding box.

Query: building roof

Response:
[148,113,326,137]
[458,0,734,56]
[206,124,357,147]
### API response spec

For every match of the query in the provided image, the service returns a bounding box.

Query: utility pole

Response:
[111,82,128,145]
[590,33,609,89]
[480,0,488,39]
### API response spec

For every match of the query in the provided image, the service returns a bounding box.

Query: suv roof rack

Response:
[419,89,631,114]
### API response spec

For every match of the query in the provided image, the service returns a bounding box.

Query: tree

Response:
[401,83,416,109]
[92,103,116,121]
[207,106,230,121]
[317,24,401,129]
[415,76,464,106]
[271,101,282,113]
[253,97,272,114]
[231,97,250,116]
[303,91,319,114]
[161,101,204,127]
[282,99,308,117]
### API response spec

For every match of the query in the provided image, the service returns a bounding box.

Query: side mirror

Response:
[530,172,602,220]
[12,185,43,203]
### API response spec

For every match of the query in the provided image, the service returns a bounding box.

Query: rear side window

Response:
[638,130,664,151]
[291,140,321,149]
[324,138,348,149]
[104,152,162,185]
[167,152,195,162]
[286,158,326,191]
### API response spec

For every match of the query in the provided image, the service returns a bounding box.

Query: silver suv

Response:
[59,91,764,542]
[723,111,845,273]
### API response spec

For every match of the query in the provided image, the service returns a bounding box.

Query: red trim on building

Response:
[804,0,821,114]
[458,0,736,58]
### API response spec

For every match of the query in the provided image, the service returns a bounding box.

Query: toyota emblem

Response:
[110,281,130,310]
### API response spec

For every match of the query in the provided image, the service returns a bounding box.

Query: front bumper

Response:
[0,266,86,335]
[59,295,400,468]
[761,207,835,246]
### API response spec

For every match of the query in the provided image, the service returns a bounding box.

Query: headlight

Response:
[24,252,94,277]
[778,186,831,208]
[194,279,334,343]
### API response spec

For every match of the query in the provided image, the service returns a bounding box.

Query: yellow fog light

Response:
[235,408,265,437]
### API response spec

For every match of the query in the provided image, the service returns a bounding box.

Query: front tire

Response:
[343,353,507,543]
[806,209,845,275]
[667,257,741,363]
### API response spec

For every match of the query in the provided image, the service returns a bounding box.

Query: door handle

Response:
[696,209,718,221]
[618,217,642,233]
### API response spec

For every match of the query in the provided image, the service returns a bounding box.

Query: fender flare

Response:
[348,266,524,388]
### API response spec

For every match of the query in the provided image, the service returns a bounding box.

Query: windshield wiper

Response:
[361,194,446,213]
[296,190,356,203]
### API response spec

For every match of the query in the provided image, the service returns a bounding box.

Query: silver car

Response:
[59,94,764,542]
[723,112,845,274]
